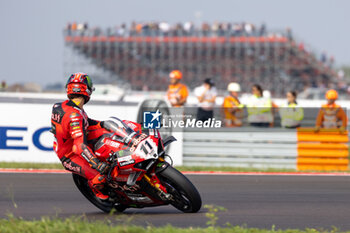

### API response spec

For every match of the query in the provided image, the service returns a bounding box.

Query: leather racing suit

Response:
[51,100,107,180]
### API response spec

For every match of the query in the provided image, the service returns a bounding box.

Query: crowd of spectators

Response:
[71,37,336,96]
[64,22,341,97]
[65,21,289,38]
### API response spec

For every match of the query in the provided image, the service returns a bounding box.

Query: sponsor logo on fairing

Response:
[118,155,132,163]
[104,138,121,148]
[126,122,138,130]
[70,122,80,127]
[119,159,135,167]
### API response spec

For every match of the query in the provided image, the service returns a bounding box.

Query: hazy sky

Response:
[0,0,349,86]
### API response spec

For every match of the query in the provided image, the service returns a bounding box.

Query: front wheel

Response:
[158,166,202,213]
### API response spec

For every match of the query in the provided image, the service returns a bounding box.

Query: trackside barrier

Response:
[0,102,139,163]
[1,99,349,171]
[297,128,349,171]
[182,128,298,169]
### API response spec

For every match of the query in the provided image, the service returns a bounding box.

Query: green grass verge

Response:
[0,162,349,173]
[0,216,344,233]
[0,162,64,169]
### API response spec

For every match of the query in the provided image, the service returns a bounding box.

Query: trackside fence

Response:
[182,128,350,171]
[182,128,298,169]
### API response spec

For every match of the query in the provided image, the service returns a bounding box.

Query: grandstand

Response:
[63,22,338,97]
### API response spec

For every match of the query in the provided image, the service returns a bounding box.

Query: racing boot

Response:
[88,174,109,201]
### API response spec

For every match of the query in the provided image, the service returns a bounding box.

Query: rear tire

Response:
[72,174,127,213]
[158,166,202,213]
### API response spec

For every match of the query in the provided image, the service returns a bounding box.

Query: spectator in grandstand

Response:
[65,23,72,36]
[194,78,217,122]
[222,82,244,127]
[246,84,273,127]
[166,70,189,107]
[69,21,270,38]
[116,23,127,37]
[201,23,211,36]
[328,56,335,68]
[211,22,219,36]
[279,91,304,128]
[298,42,305,51]
[92,27,102,36]
[244,22,255,36]
[159,22,171,36]
[173,22,184,36]
[130,21,137,36]
[0,81,7,92]
[320,52,327,63]
[286,27,293,41]
[232,23,243,36]
[259,23,266,36]
[183,22,194,36]
[71,22,77,31]
[315,89,347,132]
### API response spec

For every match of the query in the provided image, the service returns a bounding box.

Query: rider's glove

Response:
[89,157,110,174]
[96,162,110,174]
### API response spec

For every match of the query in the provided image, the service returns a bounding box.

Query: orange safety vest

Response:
[222,95,243,127]
[167,83,189,107]
[316,103,347,128]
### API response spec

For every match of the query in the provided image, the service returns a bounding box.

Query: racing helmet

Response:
[263,90,271,98]
[325,89,338,100]
[66,72,94,103]
[227,82,241,92]
[169,70,183,79]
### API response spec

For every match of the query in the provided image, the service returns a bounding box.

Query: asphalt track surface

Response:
[1,173,350,230]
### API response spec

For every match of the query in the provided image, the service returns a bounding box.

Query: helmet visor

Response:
[84,75,93,91]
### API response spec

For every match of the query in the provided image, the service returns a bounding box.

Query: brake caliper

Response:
[144,174,172,201]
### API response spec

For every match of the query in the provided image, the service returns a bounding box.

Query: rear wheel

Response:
[72,174,127,213]
[158,166,202,213]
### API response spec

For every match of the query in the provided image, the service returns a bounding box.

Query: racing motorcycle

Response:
[72,117,202,213]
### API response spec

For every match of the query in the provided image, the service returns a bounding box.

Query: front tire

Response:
[72,174,126,213]
[158,166,202,213]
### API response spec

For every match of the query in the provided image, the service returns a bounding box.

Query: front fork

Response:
[143,158,172,201]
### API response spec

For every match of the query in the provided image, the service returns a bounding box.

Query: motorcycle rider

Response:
[51,73,110,200]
